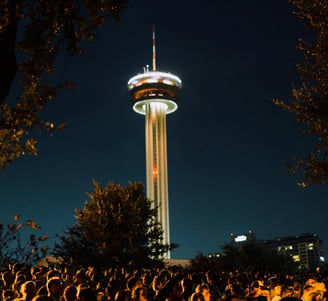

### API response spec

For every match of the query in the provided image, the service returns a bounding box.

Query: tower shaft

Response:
[145,102,170,258]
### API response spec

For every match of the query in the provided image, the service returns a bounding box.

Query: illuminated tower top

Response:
[128,71,181,114]
[128,25,182,115]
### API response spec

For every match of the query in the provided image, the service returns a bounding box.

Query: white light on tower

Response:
[235,235,247,242]
[128,26,182,259]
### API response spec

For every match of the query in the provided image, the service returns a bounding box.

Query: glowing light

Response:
[293,255,300,262]
[308,243,314,251]
[128,71,182,89]
[235,235,247,242]
[150,102,167,110]
[320,256,325,262]
[145,78,158,84]
[152,25,156,71]
[133,99,176,115]
[163,79,174,85]
[153,167,158,177]
[278,245,293,252]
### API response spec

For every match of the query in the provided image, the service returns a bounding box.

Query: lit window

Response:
[293,255,300,262]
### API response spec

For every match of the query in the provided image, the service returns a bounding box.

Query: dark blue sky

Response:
[1,0,327,259]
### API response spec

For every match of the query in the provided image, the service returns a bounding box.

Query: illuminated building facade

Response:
[259,233,324,270]
[228,231,324,270]
[127,28,182,259]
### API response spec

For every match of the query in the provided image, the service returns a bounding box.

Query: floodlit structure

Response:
[127,27,182,259]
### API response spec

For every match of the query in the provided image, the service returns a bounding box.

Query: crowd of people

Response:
[0,263,327,301]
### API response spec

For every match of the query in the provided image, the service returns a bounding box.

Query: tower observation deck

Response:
[127,28,182,259]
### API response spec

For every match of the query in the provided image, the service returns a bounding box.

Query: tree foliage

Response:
[0,214,48,266]
[273,0,328,186]
[53,181,174,270]
[0,0,128,169]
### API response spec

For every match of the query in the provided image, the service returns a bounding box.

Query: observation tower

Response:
[127,27,182,259]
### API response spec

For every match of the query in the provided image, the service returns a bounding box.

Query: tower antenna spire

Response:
[152,24,156,71]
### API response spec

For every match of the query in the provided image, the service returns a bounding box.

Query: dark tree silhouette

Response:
[53,181,176,270]
[240,242,296,273]
[0,0,128,169]
[191,243,296,273]
[190,253,212,272]
[219,244,243,272]
[273,0,328,186]
[0,214,48,266]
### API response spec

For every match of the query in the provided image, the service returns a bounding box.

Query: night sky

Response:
[1,0,328,260]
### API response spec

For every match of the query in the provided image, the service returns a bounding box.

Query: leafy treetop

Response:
[273,0,328,186]
[0,0,128,169]
[53,181,176,270]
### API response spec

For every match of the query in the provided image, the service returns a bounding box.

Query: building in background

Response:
[259,233,324,270]
[227,231,324,270]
